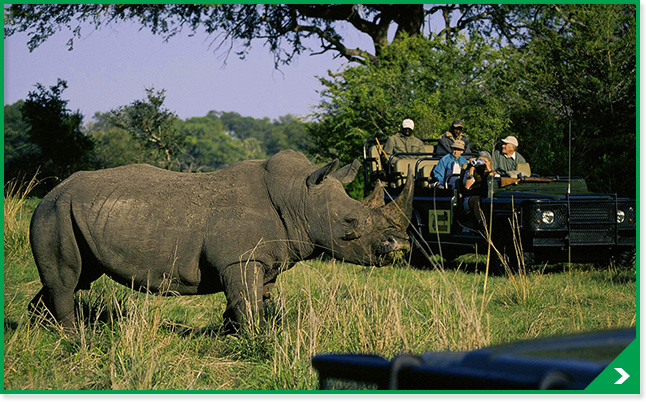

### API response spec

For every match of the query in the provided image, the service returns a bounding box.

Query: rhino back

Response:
[37,162,289,293]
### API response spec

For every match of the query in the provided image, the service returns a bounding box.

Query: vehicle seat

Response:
[416,159,440,187]
[392,159,416,187]
[517,162,531,177]
[507,162,531,179]
[367,145,383,174]
[423,144,435,154]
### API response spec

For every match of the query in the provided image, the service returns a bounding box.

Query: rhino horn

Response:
[362,180,386,209]
[383,169,415,228]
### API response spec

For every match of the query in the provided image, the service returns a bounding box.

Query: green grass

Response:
[3,191,636,390]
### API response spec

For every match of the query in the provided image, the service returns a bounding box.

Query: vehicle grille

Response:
[569,204,614,223]
[569,203,615,245]
[569,224,615,245]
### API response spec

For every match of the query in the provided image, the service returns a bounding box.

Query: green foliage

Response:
[4,4,528,66]
[309,34,516,165]
[85,109,308,173]
[86,112,144,169]
[177,112,253,171]
[110,88,186,170]
[519,4,636,196]
[19,79,95,189]
[4,100,40,183]
[218,111,309,156]
[4,4,635,199]
[309,5,636,197]
[6,91,310,185]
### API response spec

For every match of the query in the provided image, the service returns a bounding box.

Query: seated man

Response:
[436,119,472,156]
[382,118,425,165]
[462,151,496,227]
[492,135,527,173]
[431,140,468,189]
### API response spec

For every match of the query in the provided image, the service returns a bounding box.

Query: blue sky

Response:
[4,20,367,121]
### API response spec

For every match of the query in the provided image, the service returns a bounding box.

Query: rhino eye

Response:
[340,217,361,241]
[344,217,358,229]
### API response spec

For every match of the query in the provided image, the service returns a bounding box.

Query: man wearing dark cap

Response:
[437,119,472,156]
[492,135,526,172]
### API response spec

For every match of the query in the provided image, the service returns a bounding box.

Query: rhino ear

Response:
[330,159,361,184]
[307,159,340,187]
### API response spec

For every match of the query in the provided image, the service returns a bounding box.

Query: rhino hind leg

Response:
[27,287,58,326]
[27,285,77,330]
[29,201,88,330]
[220,261,266,334]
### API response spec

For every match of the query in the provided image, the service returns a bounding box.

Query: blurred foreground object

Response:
[312,328,635,390]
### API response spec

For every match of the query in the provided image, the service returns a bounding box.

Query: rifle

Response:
[375,138,388,160]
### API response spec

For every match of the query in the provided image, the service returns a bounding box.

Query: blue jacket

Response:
[432,153,467,186]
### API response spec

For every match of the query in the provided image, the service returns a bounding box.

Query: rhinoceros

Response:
[29,150,414,332]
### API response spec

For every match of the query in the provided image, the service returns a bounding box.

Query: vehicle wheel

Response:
[491,252,509,275]
[611,248,636,269]
[407,234,437,269]
[491,246,531,274]
[520,251,535,267]
[406,213,439,269]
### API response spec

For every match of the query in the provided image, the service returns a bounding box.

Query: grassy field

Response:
[3,184,636,390]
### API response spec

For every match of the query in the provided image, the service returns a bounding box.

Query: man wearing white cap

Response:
[383,118,425,163]
[492,135,526,172]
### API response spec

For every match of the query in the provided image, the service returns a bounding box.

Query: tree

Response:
[85,111,144,169]
[4,100,40,184]
[5,4,557,66]
[309,3,636,198]
[216,111,308,156]
[20,79,94,186]
[177,112,254,171]
[110,88,186,170]
[516,4,636,196]
[266,114,309,155]
[309,34,516,163]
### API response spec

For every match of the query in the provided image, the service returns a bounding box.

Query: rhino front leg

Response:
[220,261,265,334]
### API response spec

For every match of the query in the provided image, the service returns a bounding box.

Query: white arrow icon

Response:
[614,368,630,385]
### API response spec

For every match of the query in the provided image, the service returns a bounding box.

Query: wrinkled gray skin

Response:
[29,150,414,332]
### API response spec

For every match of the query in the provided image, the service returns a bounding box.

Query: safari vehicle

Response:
[362,138,636,267]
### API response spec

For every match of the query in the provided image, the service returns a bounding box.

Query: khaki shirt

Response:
[383,134,425,162]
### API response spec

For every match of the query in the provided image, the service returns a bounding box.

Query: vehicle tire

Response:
[407,212,438,269]
[611,248,636,269]
[407,233,437,269]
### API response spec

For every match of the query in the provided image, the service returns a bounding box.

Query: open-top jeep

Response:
[362,138,636,267]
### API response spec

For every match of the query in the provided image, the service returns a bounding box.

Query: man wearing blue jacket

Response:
[432,139,468,189]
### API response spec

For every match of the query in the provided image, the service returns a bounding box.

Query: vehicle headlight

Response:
[541,210,555,225]
[530,206,565,229]
[617,210,626,224]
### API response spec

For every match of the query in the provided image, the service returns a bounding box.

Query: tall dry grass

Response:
[3,186,636,390]
[4,173,40,262]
